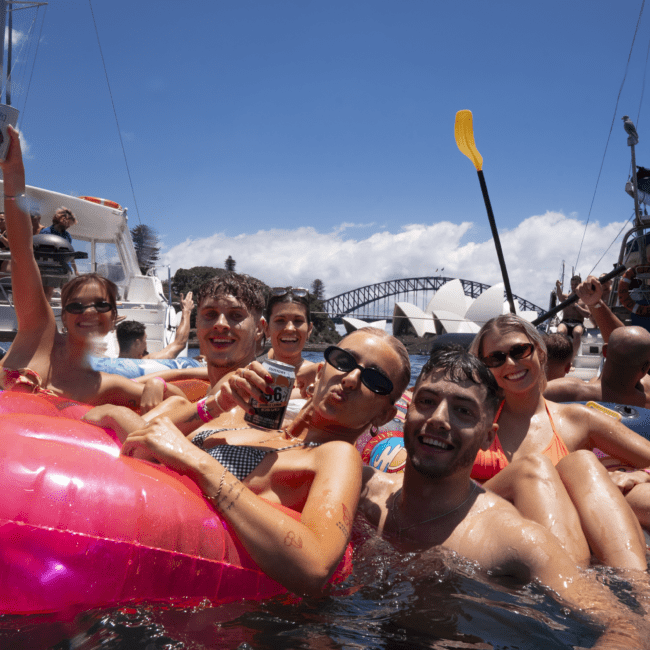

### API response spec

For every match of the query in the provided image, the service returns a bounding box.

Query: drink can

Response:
[244,359,295,429]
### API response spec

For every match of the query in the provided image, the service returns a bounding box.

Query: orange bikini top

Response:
[471,400,569,482]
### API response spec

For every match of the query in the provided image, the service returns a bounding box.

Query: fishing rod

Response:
[454,110,516,314]
[531,264,626,327]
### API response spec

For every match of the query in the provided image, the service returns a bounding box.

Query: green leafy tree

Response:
[311,279,325,301]
[225,255,236,271]
[131,224,160,274]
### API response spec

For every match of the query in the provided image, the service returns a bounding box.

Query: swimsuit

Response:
[0,367,57,396]
[471,400,570,482]
[560,318,584,337]
[192,428,320,481]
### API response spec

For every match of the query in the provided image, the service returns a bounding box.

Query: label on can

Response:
[244,359,296,429]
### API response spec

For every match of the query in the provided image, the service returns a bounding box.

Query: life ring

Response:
[78,195,123,210]
[618,265,650,316]
[0,391,352,616]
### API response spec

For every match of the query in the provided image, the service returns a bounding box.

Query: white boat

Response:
[0,1,180,355]
[0,183,180,355]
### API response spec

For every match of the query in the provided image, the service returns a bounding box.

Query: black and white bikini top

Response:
[191,427,321,481]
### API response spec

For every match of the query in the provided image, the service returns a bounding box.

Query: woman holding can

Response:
[91,328,411,596]
[262,286,317,398]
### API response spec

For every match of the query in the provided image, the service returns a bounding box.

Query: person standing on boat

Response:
[358,345,650,648]
[555,274,589,360]
[30,210,43,235]
[40,207,79,276]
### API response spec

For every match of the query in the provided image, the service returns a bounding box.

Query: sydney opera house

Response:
[342,279,539,336]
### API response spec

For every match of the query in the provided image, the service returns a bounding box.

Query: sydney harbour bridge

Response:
[321,276,545,323]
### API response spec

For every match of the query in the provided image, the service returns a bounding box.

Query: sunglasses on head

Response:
[64,301,113,315]
[324,345,394,396]
[480,342,535,369]
[271,287,309,298]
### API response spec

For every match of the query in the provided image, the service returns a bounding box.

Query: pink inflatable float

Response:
[0,392,293,616]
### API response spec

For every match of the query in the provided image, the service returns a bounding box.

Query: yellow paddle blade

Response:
[455,110,483,171]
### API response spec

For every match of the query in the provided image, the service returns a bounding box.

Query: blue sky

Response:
[6,0,650,307]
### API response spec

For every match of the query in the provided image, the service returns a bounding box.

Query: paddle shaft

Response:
[477,170,516,314]
[531,264,627,326]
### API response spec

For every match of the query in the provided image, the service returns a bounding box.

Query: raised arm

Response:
[146,291,195,359]
[575,275,625,343]
[0,126,54,334]
[121,418,361,595]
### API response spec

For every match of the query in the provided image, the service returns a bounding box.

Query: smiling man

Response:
[357,345,650,646]
[195,273,266,389]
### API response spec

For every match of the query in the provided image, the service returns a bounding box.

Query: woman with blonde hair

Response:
[469,313,650,570]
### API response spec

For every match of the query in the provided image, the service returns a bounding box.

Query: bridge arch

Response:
[321,277,544,322]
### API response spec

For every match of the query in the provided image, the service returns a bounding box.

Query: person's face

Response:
[404,369,497,479]
[0,214,6,231]
[310,331,400,436]
[131,333,147,359]
[265,302,313,359]
[196,294,262,371]
[62,282,115,341]
[480,328,541,395]
[570,278,580,292]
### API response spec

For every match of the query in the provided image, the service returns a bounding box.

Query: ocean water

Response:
[3,352,644,649]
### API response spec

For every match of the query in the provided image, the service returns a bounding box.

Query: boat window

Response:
[73,240,126,286]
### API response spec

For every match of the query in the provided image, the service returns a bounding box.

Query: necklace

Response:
[391,482,478,534]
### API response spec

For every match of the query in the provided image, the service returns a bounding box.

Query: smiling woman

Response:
[469,313,650,572]
[263,287,316,398]
[0,127,186,412]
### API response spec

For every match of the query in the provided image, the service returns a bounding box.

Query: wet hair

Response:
[265,290,311,324]
[416,344,502,419]
[544,332,573,365]
[343,327,411,401]
[52,207,77,227]
[468,313,548,391]
[116,320,146,353]
[60,273,118,321]
[197,272,265,317]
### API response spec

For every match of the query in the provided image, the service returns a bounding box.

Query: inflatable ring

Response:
[78,196,123,210]
[618,265,650,316]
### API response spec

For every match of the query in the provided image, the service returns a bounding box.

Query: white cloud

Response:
[162,212,627,309]
[4,28,25,50]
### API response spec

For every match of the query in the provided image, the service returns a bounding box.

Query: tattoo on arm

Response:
[284,530,303,548]
[184,411,201,423]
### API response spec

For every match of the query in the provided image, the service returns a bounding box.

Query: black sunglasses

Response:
[324,346,394,396]
[481,342,535,369]
[64,300,113,315]
[271,286,309,298]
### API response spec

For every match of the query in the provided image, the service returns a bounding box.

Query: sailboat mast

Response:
[0,0,6,105]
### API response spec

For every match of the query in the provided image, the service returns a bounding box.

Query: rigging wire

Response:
[7,7,39,115]
[88,0,141,225]
[575,0,646,272]
[587,213,634,276]
[18,2,45,128]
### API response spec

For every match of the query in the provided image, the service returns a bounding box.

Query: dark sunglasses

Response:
[64,300,113,315]
[271,286,309,298]
[324,346,394,396]
[481,342,535,368]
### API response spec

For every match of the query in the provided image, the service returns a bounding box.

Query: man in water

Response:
[358,345,650,646]
[543,332,573,381]
[556,274,589,360]
[117,292,195,359]
[544,325,650,407]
